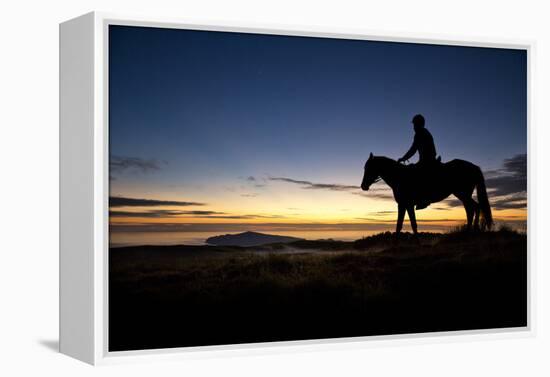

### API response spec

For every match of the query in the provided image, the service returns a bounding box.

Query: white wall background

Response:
[0,0,548,375]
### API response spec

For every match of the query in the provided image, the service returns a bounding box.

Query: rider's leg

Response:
[415,161,432,210]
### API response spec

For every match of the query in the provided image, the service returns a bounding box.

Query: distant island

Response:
[206,231,304,247]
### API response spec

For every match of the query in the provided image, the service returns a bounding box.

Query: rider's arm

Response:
[400,136,418,162]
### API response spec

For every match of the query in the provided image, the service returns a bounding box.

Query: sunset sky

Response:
[108,25,527,241]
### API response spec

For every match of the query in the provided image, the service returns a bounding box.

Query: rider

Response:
[397,114,438,210]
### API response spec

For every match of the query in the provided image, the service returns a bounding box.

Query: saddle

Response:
[405,156,443,202]
[406,156,442,171]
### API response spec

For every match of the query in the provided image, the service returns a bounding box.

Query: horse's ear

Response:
[369,152,373,159]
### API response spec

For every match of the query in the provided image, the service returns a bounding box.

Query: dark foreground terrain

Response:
[109,229,527,351]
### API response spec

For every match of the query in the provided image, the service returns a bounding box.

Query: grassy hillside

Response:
[109,229,527,351]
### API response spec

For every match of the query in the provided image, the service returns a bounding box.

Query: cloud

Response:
[367,210,396,216]
[192,215,247,219]
[484,154,526,210]
[198,214,288,219]
[490,192,527,211]
[109,222,407,233]
[234,176,268,192]
[241,176,267,188]
[269,177,359,191]
[109,196,206,207]
[248,214,288,219]
[110,210,225,218]
[491,199,527,210]
[485,154,526,197]
[352,181,395,200]
[502,154,527,178]
[268,176,394,200]
[110,208,288,220]
[352,190,394,200]
[240,193,259,197]
[110,155,162,179]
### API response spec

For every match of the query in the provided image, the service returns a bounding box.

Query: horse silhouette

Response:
[361,153,493,238]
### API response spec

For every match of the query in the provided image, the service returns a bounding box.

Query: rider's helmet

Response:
[412,114,425,128]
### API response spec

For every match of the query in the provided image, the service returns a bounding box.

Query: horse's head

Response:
[361,153,381,191]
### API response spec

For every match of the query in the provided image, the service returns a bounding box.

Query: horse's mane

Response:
[372,156,399,165]
[373,156,396,162]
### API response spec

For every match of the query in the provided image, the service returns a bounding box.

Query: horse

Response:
[360,153,493,238]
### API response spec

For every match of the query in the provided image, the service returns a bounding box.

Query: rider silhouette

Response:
[397,114,438,210]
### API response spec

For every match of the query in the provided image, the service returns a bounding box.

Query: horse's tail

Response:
[475,166,493,230]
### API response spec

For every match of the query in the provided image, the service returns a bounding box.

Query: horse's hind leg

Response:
[471,199,481,230]
[456,195,474,231]
[462,196,480,231]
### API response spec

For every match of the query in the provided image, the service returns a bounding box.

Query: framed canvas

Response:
[60,12,532,365]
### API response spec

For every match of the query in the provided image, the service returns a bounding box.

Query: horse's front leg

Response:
[406,205,421,244]
[395,204,406,243]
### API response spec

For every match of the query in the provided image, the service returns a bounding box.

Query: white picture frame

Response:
[59,11,534,365]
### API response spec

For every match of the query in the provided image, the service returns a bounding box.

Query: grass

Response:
[109,229,527,351]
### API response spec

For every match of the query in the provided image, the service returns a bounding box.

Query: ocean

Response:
[109,226,458,247]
